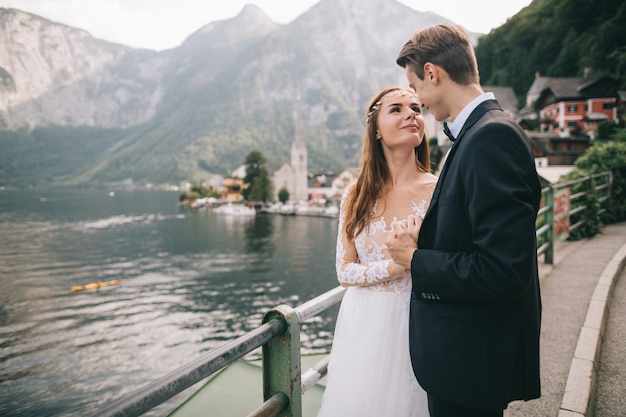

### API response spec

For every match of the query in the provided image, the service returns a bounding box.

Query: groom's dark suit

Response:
[409,100,542,411]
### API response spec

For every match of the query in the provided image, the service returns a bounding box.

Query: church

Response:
[270,106,308,202]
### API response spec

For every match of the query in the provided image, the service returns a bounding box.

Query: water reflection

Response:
[0,190,339,417]
[245,213,275,257]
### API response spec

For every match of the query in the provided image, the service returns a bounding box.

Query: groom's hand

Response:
[386,216,421,270]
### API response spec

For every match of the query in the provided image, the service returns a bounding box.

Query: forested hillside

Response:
[475,0,626,105]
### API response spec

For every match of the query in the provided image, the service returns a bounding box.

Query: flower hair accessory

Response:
[366,90,415,122]
[366,101,382,122]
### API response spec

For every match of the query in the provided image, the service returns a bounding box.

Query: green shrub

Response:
[597,121,619,139]
[570,189,602,240]
[278,187,290,203]
[612,129,626,143]
[571,141,626,223]
[552,172,603,240]
[185,191,200,200]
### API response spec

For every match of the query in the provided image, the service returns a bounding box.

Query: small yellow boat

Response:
[72,279,120,292]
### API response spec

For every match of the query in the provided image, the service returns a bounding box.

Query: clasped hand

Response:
[385,214,422,270]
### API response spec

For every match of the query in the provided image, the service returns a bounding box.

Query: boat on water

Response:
[212,202,256,216]
[71,279,120,292]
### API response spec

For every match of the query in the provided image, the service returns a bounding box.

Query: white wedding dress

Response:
[317,188,432,417]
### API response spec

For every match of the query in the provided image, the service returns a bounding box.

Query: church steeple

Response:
[291,95,308,201]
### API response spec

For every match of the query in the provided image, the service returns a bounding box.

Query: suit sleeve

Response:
[411,122,541,302]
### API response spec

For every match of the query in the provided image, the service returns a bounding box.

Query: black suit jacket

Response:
[409,100,542,410]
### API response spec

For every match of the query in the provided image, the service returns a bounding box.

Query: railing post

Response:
[605,171,613,214]
[586,174,594,218]
[262,304,302,417]
[544,186,555,265]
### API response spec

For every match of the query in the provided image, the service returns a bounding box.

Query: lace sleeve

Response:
[335,188,395,287]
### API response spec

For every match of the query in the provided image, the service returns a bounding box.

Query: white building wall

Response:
[273,163,294,201]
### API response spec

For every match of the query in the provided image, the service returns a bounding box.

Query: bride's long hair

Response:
[343,87,430,241]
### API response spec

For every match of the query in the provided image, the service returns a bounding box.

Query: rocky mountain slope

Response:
[0,0,475,188]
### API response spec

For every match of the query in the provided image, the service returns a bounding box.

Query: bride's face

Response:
[375,90,425,150]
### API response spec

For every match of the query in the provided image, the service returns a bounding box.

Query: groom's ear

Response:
[425,62,451,86]
[423,63,438,83]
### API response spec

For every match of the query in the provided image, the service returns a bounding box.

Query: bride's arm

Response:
[336,235,406,287]
[335,191,406,288]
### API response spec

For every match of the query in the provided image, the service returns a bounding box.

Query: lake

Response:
[0,190,340,416]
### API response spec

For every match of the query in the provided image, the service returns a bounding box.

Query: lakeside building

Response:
[269,100,309,202]
[201,73,622,204]
[524,71,620,139]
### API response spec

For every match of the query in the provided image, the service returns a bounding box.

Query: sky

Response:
[0,0,533,51]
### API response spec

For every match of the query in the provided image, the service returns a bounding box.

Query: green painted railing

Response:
[92,170,613,417]
[255,288,345,417]
[91,286,346,417]
[537,171,612,264]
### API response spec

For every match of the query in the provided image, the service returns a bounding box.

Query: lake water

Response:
[0,190,340,416]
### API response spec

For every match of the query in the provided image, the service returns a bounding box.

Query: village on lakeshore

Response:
[179,70,625,219]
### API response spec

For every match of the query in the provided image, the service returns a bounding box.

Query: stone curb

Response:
[558,243,626,417]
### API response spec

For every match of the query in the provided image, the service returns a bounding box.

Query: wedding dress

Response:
[317,188,432,417]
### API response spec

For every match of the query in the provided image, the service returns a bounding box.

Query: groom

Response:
[386,24,542,417]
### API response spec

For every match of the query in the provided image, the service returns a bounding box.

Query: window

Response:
[603,102,614,110]
[568,104,578,113]
[567,121,578,128]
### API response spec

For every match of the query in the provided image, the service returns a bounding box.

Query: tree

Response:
[475,0,626,101]
[612,129,626,143]
[248,169,273,202]
[548,29,581,77]
[597,121,619,140]
[242,150,273,202]
[278,187,290,203]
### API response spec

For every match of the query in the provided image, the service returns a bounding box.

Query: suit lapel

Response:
[424,144,456,220]
[454,99,501,144]
[423,100,502,222]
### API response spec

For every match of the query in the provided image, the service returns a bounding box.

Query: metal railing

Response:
[91,286,346,417]
[92,171,614,417]
[536,171,612,264]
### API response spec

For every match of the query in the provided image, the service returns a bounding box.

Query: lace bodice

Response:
[336,182,435,293]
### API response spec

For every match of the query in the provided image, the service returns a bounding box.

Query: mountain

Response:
[475,0,626,103]
[0,8,166,129]
[0,1,471,188]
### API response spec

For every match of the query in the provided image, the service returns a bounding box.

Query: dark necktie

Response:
[443,122,455,143]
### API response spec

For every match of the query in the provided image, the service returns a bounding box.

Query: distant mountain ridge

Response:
[0,1,475,188]
[0,8,166,129]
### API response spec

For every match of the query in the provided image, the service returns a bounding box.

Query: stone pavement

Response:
[504,221,626,417]
[593,265,626,417]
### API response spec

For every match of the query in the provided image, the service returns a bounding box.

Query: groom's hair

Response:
[396,23,480,86]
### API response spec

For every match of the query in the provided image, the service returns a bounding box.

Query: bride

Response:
[317,87,437,417]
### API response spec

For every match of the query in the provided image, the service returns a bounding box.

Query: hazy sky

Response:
[0,0,533,51]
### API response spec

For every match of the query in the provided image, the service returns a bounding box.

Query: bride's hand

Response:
[405,214,422,241]
[385,216,422,270]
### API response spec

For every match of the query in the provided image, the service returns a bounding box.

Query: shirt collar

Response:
[447,92,495,138]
